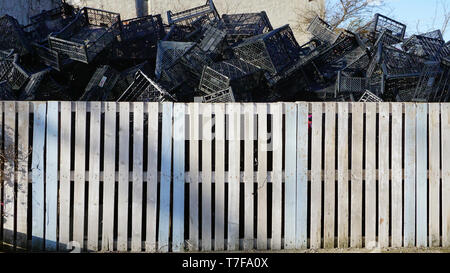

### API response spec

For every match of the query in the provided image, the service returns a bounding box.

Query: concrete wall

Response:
[0,0,60,25]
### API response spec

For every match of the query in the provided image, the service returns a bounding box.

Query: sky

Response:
[330,0,450,41]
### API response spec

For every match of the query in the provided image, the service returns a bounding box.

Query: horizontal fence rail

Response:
[0,101,449,252]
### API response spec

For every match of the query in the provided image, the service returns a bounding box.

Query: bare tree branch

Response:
[295,0,385,35]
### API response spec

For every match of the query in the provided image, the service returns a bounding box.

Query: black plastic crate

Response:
[22,3,78,43]
[179,44,214,78]
[381,45,426,78]
[113,14,165,60]
[430,60,450,102]
[220,12,273,45]
[342,51,371,77]
[0,15,32,56]
[307,16,339,45]
[371,13,407,41]
[233,25,301,77]
[198,58,262,96]
[0,50,16,81]
[312,31,362,69]
[6,62,30,90]
[32,42,61,71]
[201,87,235,102]
[372,29,403,48]
[335,71,369,95]
[155,40,196,79]
[49,7,122,63]
[155,41,207,93]
[80,65,121,101]
[19,69,69,100]
[197,24,227,57]
[167,0,219,28]
[420,29,444,41]
[0,80,16,100]
[403,34,448,61]
[412,61,442,102]
[118,70,175,102]
[383,75,421,102]
[163,24,200,42]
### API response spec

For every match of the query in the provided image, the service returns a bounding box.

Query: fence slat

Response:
[365,102,376,248]
[271,103,282,250]
[3,101,15,247]
[311,102,322,249]
[257,104,267,250]
[16,102,29,249]
[102,102,116,251]
[324,102,336,248]
[59,101,72,250]
[31,102,47,251]
[429,103,440,247]
[202,104,212,251]
[391,103,403,247]
[117,102,130,252]
[132,102,144,252]
[215,104,226,251]
[416,103,428,247]
[296,102,308,249]
[146,103,159,252]
[337,102,349,248]
[173,103,185,252]
[189,103,200,251]
[442,103,450,248]
[45,101,58,251]
[404,103,416,247]
[402,103,416,247]
[351,103,363,248]
[243,103,254,250]
[378,103,390,248]
[285,103,297,249]
[73,102,86,250]
[159,102,173,252]
[87,102,101,251]
[229,103,241,251]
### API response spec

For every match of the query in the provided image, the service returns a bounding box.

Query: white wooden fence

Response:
[0,101,449,252]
